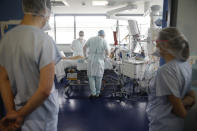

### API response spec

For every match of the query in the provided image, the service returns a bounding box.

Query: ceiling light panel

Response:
[92,0,109,6]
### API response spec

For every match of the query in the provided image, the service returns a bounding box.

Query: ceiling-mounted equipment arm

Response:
[106,4,137,19]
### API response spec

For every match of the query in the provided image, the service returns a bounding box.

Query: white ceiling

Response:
[52,0,163,14]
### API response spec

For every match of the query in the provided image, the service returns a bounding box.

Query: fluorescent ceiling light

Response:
[51,0,69,7]
[92,1,108,6]
[62,1,70,6]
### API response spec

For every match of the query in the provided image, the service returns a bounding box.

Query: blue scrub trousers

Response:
[88,76,102,96]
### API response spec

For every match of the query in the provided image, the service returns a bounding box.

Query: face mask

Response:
[79,36,84,39]
[152,48,161,57]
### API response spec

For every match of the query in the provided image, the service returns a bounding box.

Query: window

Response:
[55,16,74,44]
[118,20,129,45]
[47,16,55,40]
[76,16,116,44]
[48,15,150,45]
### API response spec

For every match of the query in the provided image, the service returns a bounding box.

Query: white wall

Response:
[176,0,197,56]
[176,0,197,130]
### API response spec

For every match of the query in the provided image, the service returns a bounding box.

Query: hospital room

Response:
[0,0,197,131]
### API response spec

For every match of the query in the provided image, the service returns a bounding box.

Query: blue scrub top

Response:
[146,59,192,131]
[0,25,61,131]
[85,36,109,77]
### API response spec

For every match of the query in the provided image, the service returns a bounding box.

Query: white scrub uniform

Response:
[0,25,61,131]
[146,60,192,131]
[71,39,86,56]
[85,36,108,77]
[85,36,108,96]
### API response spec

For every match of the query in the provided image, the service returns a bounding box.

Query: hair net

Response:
[98,30,105,36]
[22,0,51,18]
[158,27,190,61]
[79,31,84,36]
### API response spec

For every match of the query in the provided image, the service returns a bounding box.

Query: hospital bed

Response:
[55,58,123,98]
[55,57,152,99]
[55,58,114,82]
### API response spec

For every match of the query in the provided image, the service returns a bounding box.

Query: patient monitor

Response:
[128,20,140,36]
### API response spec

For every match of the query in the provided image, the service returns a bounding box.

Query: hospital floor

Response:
[57,86,149,131]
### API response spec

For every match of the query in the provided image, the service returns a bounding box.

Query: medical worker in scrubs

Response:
[0,0,61,130]
[83,30,109,99]
[71,31,86,56]
[146,27,195,131]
